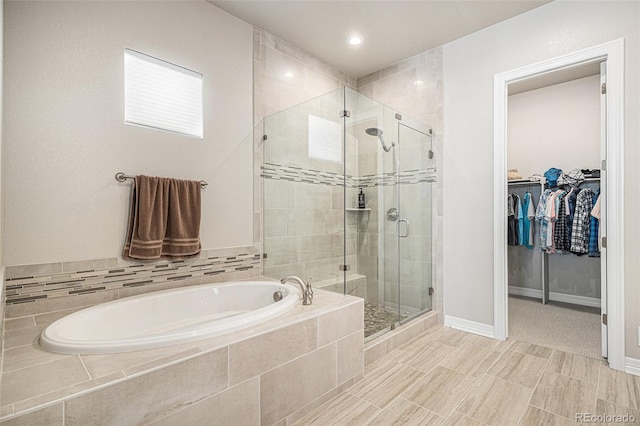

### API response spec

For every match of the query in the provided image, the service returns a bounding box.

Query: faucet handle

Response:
[306,277,314,304]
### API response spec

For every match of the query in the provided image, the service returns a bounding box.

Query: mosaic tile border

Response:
[4,247,261,306]
[261,163,437,187]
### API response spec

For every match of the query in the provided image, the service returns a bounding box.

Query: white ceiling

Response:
[209,0,551,79]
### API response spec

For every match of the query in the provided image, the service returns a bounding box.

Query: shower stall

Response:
[261,87,435,340]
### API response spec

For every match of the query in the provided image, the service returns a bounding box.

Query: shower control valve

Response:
[387,207,398,221]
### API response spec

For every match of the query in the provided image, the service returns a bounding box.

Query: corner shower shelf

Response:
[346,208,371,211]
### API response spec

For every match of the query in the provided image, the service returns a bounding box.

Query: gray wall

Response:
[442,1,640,358]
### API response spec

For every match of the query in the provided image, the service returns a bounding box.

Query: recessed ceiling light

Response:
[348,36,363,46]
[284,71,294,78]
[414,80,424,86]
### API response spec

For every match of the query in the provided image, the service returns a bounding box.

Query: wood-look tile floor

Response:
[293,325,640,425]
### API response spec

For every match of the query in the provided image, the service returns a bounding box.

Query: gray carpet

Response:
[508,295,603,360]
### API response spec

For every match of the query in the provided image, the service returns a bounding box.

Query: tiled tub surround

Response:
[0,289,364,425]
[4,246,261,318]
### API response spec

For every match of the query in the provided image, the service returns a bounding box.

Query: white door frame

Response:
[493,39,625,371]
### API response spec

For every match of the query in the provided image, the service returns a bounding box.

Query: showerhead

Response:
[365,127,395,152]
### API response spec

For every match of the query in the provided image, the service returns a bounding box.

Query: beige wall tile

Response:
[284,377,356,426]
[317,300,363,346]
[4,317,35,331]
[64,348,228,425]
[2,344,70,373]
[402,365,476,417]
[229,318,317,386]
[5,263,62,279]
[336,330,364,384]
[151,378,260,426]
[1,404,63,426]
[3,324,46,350]
[291,392,378,426]
[367,397,442,425]
[486,350,547,388]
[80,343,201,379]
[6,289,118,318]
[1,356,90,405]
[13,372,125,414]
[530,371,597,420]
[457,375,532,425]
[122,348,203,377]
[260,343,337,426]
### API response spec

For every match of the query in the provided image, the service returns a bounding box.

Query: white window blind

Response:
[124,48,203,138]
[308,114,341,162]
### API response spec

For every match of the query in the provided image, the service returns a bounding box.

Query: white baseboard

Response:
[625,357,640,376]
[444,315,495,339]
[508,286,601,308]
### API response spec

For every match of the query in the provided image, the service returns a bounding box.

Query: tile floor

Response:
[294,325,640,425]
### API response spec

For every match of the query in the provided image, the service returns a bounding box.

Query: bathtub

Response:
[40,281,300,354]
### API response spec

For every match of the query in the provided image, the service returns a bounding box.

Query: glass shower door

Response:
[396,122,435,320]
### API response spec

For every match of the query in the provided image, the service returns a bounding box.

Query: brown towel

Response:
[123,175,201,260]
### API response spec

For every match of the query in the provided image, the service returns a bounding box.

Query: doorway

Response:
[493,39,625,371]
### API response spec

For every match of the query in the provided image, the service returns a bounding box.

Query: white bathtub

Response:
[40,281,300,354]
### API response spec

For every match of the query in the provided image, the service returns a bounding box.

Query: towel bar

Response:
[115,172,208,189]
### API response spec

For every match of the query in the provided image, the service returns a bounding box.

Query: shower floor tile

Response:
[364,302,410,338]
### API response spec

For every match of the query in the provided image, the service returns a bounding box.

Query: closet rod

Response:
[507,180,545,186]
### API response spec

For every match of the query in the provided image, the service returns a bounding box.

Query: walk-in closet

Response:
[506,64,604,359]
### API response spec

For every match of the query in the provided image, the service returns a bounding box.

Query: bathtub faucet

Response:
[280,276,313,305]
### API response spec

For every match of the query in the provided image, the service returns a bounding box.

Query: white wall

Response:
[3,1,254,265]
[442,1,640,358]
[508,75,601,178]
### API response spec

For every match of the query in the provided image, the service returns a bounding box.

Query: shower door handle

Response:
[398,219,409,238]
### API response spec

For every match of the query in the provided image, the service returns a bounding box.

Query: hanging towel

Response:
[123,175,201,260]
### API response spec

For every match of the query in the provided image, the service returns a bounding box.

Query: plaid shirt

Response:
[589,190,600,257]
[554,191,570,252]
[570,188,594,254]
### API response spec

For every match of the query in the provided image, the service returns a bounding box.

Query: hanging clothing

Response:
[570,188,594,254]
[554,190,570,252]
[566,188,578,237]
[535,189,552,250]
[522,192,535,249]
[591,193,602,251]
[508,194,516,246]
[516,194,524,246]
[527,193,535,247]
[589,189,601,257]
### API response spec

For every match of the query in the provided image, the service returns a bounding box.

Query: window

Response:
[308,115,341,162]
[124,48,203,138]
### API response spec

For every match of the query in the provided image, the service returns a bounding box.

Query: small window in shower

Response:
[124,48,203,138]
[308,115,341,162]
